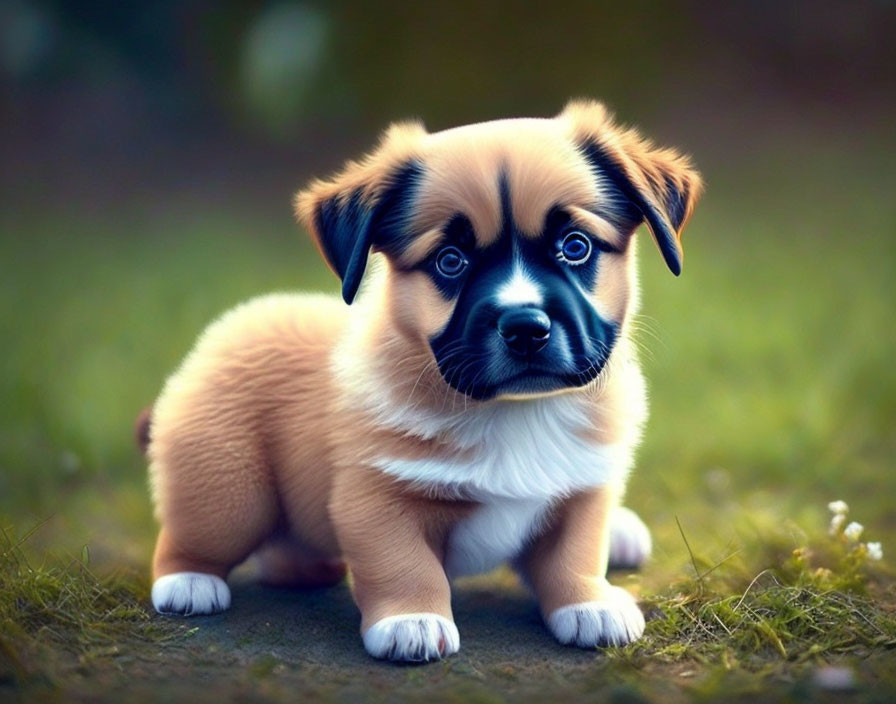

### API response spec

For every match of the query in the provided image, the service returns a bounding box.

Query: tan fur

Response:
[522,485,616,615]
[148,100,701,656]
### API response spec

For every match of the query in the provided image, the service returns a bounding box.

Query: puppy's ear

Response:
[295,122,426,303]
[561,100,703,275]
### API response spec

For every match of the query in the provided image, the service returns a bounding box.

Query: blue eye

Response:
[559,232,592,264]
[435,246,468,277]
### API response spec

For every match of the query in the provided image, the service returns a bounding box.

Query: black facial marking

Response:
[577,139,683,275]
[445,213,475,249]
[314,160,423,303]
[417,214,475,299]
[548,208,601,290]
[498,169,513,237]
[428,177,620,400]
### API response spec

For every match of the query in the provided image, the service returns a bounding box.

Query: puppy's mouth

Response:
[450,358,608,401]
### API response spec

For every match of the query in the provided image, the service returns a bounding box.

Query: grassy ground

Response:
[1,133,895,702]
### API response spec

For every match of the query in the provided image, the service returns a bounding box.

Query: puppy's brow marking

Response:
[498,168,513,240]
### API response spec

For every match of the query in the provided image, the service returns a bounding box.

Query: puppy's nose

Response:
[497,308,551,357]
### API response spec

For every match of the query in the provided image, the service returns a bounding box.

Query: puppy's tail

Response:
[135,405,153,454]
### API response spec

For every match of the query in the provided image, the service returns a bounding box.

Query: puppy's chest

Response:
[371,395,632,578]
[374,394,629,502]
[444,497,553,578]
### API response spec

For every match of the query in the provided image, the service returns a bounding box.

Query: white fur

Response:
[373,393,634,501]
[547,586,645,647]
[496,266,543,306]
[363,613,460,662]
[336,338,647,470]
[608,505,652,569]
[151,572,231,616]
[445,497,551,578]
[374,394,635,579]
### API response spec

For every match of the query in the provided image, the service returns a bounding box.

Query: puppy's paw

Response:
[547,586,645,648]
[608,506,652,569]
[362,613,460,662]
[151,572,231,616]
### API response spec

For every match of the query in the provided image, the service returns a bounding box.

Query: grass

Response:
[0,524,192,685]
[627,521,896,667]
[1,131,894,701]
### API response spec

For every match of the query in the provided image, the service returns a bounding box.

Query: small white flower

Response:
[866,542,883,561]
[828,501,849,515]
[844,522,864,542]
[829,513,846,536]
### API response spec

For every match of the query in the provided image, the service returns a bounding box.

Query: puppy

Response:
[145,100,701,662]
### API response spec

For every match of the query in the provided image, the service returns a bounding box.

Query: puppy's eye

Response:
[435,246,468,277]
[558,231,592,264]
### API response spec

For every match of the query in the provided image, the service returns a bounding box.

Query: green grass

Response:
[1,134,895,701]
[0,524,192,686]
[625,517,896,663]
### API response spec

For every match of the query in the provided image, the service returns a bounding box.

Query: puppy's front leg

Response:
[331,472,459,662]
[523,487,645,648]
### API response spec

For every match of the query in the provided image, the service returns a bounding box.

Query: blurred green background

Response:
[1,0,894,594]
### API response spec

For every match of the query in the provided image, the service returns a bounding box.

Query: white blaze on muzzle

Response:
[496,265,543,307]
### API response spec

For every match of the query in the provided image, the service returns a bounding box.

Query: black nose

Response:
[497,308,551,357]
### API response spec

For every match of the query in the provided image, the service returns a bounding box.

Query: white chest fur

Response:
[444,497,552,578]
[368,393,638,579]
[371,393,634,500]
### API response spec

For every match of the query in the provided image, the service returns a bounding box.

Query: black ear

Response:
[578,140,696,275]
[299,161,423,304]
[315,190,376,304]
[562,100,702,276]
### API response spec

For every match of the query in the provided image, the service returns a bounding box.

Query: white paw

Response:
[547,586,645,648]
[608,506,652,569]
[151,572,231,616]
[362,613,460,662]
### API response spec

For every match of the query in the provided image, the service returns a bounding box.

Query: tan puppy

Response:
[145,100,701,662]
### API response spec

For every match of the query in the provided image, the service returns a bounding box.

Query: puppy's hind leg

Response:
[151,528,235,616]
[253,537,346,589]
[150,438,279,616]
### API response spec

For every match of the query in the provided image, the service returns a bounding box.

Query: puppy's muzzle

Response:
[497,307,551,358]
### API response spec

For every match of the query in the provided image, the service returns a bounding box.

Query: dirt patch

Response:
[5,574,648,703]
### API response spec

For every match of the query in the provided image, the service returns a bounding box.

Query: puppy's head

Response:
[296,100,702,401]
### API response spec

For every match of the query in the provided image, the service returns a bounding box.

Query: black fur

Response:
[427,174,618,400]
[314,161,423,303]
[577,139,685,276]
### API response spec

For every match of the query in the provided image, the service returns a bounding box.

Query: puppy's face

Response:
[297,101,701,400]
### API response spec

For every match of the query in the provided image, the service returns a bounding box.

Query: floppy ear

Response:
[561,100,703,275]
[294,122,426,303]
